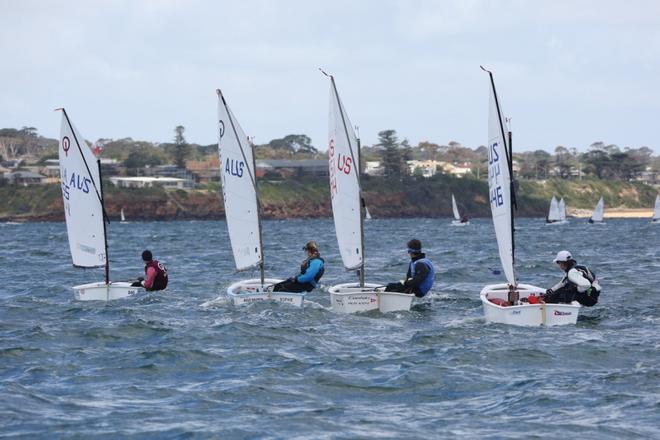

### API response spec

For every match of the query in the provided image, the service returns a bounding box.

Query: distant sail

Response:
[365,206,372,220]
[58,111,106,268]
[547,196,560,222]
[451,194,461,221]
[590,196,604,222]
[120,208,126,222]
[558,198,567,222]
[653,195,660,221]
[327,77,363,270]
[217,90,262,271]
[486,73,515,286]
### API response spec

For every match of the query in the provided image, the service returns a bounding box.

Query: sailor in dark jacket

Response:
[543,250,601,306]
[273,241,325,293]
[385,239,435,298]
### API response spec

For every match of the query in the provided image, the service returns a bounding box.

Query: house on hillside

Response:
[256,160,328,178]
[186,157,220,183]
[364,161,383,176]
[3,171,47,185]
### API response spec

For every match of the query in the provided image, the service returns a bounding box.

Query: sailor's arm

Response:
[567,268,592,292]
[404,261,428,287]
[296,259,322,283]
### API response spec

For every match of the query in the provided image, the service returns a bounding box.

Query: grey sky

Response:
[1,0,659,153]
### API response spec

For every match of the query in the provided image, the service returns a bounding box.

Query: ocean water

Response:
[0,218,658,439]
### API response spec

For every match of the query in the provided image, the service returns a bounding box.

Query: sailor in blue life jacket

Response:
[385,239,435,297]
[272,241,325,293]
[542,250,601,306]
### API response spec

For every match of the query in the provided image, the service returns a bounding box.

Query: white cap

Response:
[553,250,573,263]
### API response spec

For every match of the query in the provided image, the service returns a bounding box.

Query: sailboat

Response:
[120,208,126,223]
[558,198,568,223]
[323,72,413,313]
[478,68,580,326]
[651,195,660,224]
[545,196,567,225]
[216,90,302,307]
[57,109,142,301]
[588,196,605,224]
[451,194,469,226]
[365,206,372,220]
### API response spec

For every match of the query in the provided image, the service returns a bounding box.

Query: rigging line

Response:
[217,89,265,276]
[58,108,109,223]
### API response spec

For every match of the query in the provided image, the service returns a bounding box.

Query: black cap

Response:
[142,250,153,261]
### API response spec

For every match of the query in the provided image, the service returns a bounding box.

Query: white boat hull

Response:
[480,283,580,326]
[545,220,568,226]
[226,278,304,307]
[328,282,414,314]
[73,281,143,301]
[451,220,469,226]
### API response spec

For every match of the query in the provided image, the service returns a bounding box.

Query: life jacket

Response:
[144,259,168,291]
[409,257,435,296]
[300,256,324,288]
[562,264,600,296]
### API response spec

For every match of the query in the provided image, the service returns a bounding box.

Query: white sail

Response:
[365,206,372,220]
[653,195,660,221]
[547,196,560,221]
[217,90,262,271]
[591,196,604,222]
[558,198,567,221]
[451,194,461,221]
[328,77,363,270]
[58,111,106,268]
[120,208,126,222]
[486,74,515,286]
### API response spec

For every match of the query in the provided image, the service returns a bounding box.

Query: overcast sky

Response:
[1,0,659,153]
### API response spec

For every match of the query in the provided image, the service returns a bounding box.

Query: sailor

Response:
[385,239,435,297]
[132,250,168,291]
[272,241,325,293]
[543,250,600,306]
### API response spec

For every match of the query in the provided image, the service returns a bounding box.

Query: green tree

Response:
[378,129,405,178]
[173,125,191,169]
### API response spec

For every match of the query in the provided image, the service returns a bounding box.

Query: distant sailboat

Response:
[120,208,126,223]
[365,206,372,220]
[558,198,568,223]
[546,196,567,225]
[323,72,412,313]
[651,195,660,224]
[478,67,579,326]
[57,109,142,301]
[588,196,605,224]
[451,194,469,226]
[215,89,303,307]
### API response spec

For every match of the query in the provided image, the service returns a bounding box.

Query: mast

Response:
[357,135,365,287]
[329,75,365,287]
[97,159,110,284]
[483,67,516,286]
[508,129,515,267]
[217,90,265,285]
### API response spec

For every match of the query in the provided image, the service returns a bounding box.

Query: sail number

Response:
[328,138,353,199]
[225,158,244,178]
[488,142,504,207]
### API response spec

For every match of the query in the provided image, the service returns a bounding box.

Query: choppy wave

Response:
[0,218,658,438]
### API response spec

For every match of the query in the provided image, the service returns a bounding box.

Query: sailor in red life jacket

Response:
[131,250,168,291]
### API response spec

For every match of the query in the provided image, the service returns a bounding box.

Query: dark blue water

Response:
[1,218,658,439]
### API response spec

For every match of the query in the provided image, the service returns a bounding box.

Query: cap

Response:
[142,250,153,261]
[553,250,572,263]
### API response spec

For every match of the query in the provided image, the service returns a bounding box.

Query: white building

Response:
[109,176,186,189]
